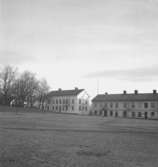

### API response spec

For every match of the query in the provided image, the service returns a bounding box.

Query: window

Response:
[72,99,74,104]
[110,110,113,116]
[94,103,97,108]
[138,112,142,117]
[144,103,148,109]
[110,103,113,108]
[131,102,135,108]
[56,106,58,111]
[99,110,102,115]
[79,99,81,104]
[115,103,119,108]
[63,99,65,104]
[79,106,81,111]
[151,102,155,108]
[59,99,62,104]
[151,112,155,117]
[85,106,87,111]
[72,106,74,111]
[66,99,68,104]
[56,99,58,104]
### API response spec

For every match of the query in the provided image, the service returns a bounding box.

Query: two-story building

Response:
[47,88,90,115]
[92,90,158,119]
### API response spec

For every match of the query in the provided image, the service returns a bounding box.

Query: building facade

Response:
[46,88,90,115]
[92,90,158,119]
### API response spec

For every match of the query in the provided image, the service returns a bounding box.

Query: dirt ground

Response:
[0,107,158,167]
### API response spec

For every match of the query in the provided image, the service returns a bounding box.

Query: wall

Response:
[47,93,90,115]
[92,101,158,119]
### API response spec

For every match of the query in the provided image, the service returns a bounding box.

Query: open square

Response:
[0,107,158,167]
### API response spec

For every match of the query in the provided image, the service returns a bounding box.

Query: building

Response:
[91,90,158,119]
[46,88,90,114]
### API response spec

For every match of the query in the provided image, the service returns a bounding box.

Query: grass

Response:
[0,106,158,167]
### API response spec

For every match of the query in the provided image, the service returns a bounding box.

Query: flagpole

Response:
[97,79,99,95]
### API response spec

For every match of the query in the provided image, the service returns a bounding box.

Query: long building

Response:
[46,88,90,114]
[91,90,158,119]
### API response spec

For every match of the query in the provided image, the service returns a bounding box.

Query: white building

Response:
[47,88,90,115]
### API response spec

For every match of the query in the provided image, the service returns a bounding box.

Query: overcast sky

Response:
[1,0,158,98]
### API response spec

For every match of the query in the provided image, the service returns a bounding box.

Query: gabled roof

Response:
[48,88,84,97]
[92,93,158,102]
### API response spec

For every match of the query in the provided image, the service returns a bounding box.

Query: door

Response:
[144,112,148,119]
[123,111,127,117]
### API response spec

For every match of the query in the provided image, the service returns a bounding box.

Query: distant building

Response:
[91,90,158,119]
[46,88,90,114]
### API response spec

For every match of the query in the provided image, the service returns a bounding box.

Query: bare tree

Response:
[0,66,17,105]
[38,79,50,95]
[13,71,39,107]
[0,66,50,108]
[37,79,50,109]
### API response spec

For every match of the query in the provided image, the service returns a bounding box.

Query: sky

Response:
[1,0,158,99]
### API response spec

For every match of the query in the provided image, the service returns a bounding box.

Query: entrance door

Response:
[115,112,118,117]
[103,110,107,117]
[144,112,148,119]
[123,111,127,118]
[94,110,97,115]
[132,112,135,118]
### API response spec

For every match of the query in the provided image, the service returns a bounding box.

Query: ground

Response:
[0,106,158,167]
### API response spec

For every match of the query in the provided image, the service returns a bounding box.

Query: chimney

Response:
[75,87,78,90]
[153,90,157,94]
[58,88,62,91]
[123,90,127,95]
[105,92,108,95]
[134,90,138,95]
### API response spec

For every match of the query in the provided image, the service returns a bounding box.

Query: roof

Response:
[48,88,84,97]
[92,93,158,102]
